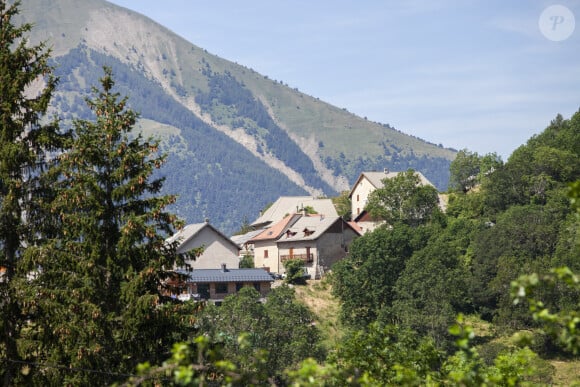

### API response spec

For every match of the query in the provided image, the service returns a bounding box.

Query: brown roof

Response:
[249,213,301,242]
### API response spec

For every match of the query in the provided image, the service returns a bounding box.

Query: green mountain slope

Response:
[19,0,456,233]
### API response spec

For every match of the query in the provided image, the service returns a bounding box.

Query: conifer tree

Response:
[0,1,66,384]
[21,67,191,385]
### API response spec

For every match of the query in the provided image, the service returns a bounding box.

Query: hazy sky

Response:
[108,0,580,160]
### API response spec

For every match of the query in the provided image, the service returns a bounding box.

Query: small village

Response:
[168,169,438,303]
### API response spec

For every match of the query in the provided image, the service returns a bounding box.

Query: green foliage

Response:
[196,286,324,381]
[449,149,502,193]
[366,169,440,227]
[331,224,429,328]
[0,2,68,384]
[125,335,271,386]
[443,314,553,386]
[303,205,318,215]
[482,113,580,214]
[329,322,443,385]
[15,68,194,385]
[263,286,326,375]
[512,267,580,355]
[391,226,471,346]
[332,190,352,221]
[470,203,567,325]
[239,254,254,268]
[284,258,308,285]
[232,216,253,236]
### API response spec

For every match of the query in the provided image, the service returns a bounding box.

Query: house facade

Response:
[276,215,360,278]
[250,213,361,278]
[173,265,273,303]
[167,220,240,270]
[250,213,302,273]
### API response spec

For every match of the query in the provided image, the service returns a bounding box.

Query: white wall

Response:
[181,227,239,269]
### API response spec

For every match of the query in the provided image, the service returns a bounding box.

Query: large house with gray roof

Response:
[249,213,361,278]
[250,196,338,230]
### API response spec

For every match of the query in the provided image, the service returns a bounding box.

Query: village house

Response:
[349,169,436,233]
[250,196,338,230]
[249,212,361,278]
[172,264,274,304]
[249,213,302,274]
[166,219,240,270]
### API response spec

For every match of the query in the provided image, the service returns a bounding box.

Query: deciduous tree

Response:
[366,169,440,227]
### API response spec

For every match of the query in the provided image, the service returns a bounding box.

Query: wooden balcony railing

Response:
[280,253,314,263]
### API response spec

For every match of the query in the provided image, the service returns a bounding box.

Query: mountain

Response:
[18,0,456,234]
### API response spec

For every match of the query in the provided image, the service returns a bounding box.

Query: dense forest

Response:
[1,2,579,385]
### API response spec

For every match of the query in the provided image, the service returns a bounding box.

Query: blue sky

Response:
[109,0,580,160]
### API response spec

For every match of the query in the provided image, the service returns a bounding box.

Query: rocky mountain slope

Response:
[18,0,456,233]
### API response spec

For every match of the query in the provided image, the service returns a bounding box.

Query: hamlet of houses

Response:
[167,169,438,302]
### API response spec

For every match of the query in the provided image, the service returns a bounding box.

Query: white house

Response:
[167,219,240,270]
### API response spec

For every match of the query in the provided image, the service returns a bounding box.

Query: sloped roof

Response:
[349,170,434,198]
[277,215,358,242]
[251,196,338,228]
[178,268,273,283]
[249,213,301,242]
[348,221,363,234]
[166,222,239,254]
[230,229,264,247]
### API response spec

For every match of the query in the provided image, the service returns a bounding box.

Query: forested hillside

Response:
[18,0,456,233]
[144,111,580,385]
[328,110,580,383]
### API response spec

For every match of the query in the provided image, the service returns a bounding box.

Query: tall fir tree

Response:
[20,67,193,385]
[0,1,67,384]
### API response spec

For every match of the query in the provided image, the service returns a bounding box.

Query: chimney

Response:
[204,218,210,224]
[221,263,228,272]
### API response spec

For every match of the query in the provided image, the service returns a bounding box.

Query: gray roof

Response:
[230,229,264,247]
[277,215,353,242]
[178,268,274,283]
[349,170,435,198]
[251,196,338,228]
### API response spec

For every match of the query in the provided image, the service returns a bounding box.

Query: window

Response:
[216,283,228,294]
[264,249,269,258]
[253,282,261,292]
[197,284,210,300]
[306,247,313,263]
[236,283,243,292]
[357,194,360,202]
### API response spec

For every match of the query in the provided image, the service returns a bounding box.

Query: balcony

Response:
[280,253,314,263]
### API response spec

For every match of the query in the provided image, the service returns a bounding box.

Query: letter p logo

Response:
[539,5,575,41]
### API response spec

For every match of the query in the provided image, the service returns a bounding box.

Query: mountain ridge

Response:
[19,0,456,233]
